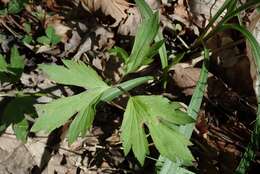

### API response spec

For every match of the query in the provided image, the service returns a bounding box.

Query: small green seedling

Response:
[37,26,61,46]
[0,46,25,83]
[0,0,28,16]
[22,23,33,45]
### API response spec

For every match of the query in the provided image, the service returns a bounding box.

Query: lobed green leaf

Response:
[159,48,209,173]
[121,95,194,165]
[121,97,149,165]
[46,26,61,45]
[68,104,96,144]
[37,36,51,45]
[125,12,160,74]
[135,95,194,125]
[31,88,106,133]
[134,0,168,69]
[39,59,109,89]
[10,46,25,71]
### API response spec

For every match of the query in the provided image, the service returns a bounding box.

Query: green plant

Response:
[0,0,28,16]
[0,46,25,82]
[30,6,195,166]
[36,26,61,46]
[31,60,194,165]
[22,22,33,45]
[0,0,259,173]
[0,46,36,142]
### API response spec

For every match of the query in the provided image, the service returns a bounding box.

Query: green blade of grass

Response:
[215,24,260,174]
[195,0,234,46]
[195,0,260,46]
[203,0,260,43]
[158,48,209,173]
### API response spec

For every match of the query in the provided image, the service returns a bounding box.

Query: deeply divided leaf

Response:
[121,95,194,165]
[31,88,106,133]
[121,97,149,165]
[39,59,108,89]
[135,0,168,69]
[136,96,194,125]
[68,103,97,144]
[125,12,160,74]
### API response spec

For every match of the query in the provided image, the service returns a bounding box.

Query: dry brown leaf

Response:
[45,0,60,12]
[117,7,141,35]
[174,0,189,20]
[81,0,130,26]
[188,0,226,28]
[145,0,160,10]
[1,0,10,5]
[172,65,207,96]
[61,30,82,57]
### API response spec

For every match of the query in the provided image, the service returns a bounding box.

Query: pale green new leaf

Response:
[68,103,96,144]
[125,12,160,74]
[31,88,106,133]
[39,59,108,89]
